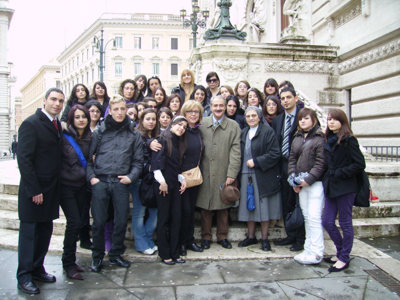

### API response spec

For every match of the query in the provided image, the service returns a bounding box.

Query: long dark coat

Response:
[240,123,281,198]
[196,116,241,210]
[17,109,62,222]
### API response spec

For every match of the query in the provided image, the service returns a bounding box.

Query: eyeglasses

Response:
[186,110,200,115]
[89,110,101,114]
[207,78,218,83]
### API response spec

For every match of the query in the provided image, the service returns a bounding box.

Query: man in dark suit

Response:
[272,86,305,251]
[16,88,65,295]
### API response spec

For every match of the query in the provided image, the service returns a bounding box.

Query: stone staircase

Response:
[1,180,399,248]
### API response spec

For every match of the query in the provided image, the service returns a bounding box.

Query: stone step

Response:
[0,184,18,195]
[0,193,66,216]
[2,192,400,220]
[1,208,399,241]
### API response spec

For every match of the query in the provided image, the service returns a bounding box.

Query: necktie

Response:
[52,119,59,131]
[282,115,293,158]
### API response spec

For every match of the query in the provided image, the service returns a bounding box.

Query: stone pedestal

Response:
[190,40,342,121]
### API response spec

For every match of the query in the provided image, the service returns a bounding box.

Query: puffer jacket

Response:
[60,126,91,187]
[86,115,143,183]
[288,124,326,186]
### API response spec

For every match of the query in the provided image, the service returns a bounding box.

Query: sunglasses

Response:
[207,78,218,83]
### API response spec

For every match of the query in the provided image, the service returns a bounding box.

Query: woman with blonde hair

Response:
[179,100,205,255]
[171,69,196,102]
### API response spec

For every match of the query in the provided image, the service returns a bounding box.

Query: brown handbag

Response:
[182,135,203,188]
[182,165,203,188]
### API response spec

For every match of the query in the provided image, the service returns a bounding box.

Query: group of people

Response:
[15,70,366,295]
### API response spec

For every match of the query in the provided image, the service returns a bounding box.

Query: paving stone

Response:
[177,281,285,300]
[280,276,368,299]
[122,261,225,288]
[276,281,322,299]
[364,275,400,300]
[215,259,321,283]
[127,287,176,300]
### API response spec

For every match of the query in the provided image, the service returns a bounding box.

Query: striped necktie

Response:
[282,114,293,158]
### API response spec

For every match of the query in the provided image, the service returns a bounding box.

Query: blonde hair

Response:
[180,69,195,101]
[109,94,125,108]
[181,100,204,123]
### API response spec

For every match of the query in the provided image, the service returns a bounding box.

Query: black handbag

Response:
[354,170,370,207]
[285,197,304,231]
[139,172,157,208]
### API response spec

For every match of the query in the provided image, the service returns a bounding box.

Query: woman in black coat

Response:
[322,109,365,272]
[60,104,92,280]
[179,101,205,255]
[151,115,188,265]
[237,106,281,251]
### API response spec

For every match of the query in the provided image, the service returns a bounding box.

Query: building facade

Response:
[20,61,61,122]
[57,13,192,97]
[0,0,14,153]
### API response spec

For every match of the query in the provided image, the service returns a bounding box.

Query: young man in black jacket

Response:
[272,86,305,251]
[87,95,143,272]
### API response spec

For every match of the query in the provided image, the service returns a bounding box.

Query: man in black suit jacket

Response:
[16,88,65,295]
[272,86,305,251]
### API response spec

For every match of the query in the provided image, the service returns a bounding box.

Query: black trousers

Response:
[60,184,90,268]
[17,221,53,283]
[180,185,200,246]
[281,159,305,245]
[156,183,182,260]
[91,181,130,261]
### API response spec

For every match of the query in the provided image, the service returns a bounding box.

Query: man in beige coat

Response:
[197,95,241,249]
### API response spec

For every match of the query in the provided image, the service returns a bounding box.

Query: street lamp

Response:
[92,29,116,82]
[180,0,209,48]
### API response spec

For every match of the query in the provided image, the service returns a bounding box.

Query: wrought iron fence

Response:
[364,146,400,162]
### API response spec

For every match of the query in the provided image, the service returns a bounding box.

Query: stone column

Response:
[0,0,14,152]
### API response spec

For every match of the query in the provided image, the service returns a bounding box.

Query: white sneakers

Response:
[142,248,156,255]
[294,251,322,265]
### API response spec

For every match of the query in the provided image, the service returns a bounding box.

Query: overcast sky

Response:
[7,0,194,93]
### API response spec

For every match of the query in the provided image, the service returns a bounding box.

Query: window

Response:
[134,63,141,75]
[134,36,142,49]
[86,49,89,59]
[171,38,178,50]
[171,63,178,76]
[91,68,94,81]
[81,74,84,83]
[152,63,160,76]
[152,37,159,49]
[115,62,122,76]
[86,71,89,84]
[77,56,79,66]
[56,81,61,89]
[92,46,95,56]
[115,36,123,48]
[82,52,84,62]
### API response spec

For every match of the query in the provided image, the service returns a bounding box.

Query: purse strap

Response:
[196,133,203,167]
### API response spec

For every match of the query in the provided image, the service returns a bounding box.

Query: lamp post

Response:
[180,0,209,48]
[92,29,116,82]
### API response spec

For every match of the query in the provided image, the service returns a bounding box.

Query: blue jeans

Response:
[130,180,157,252]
